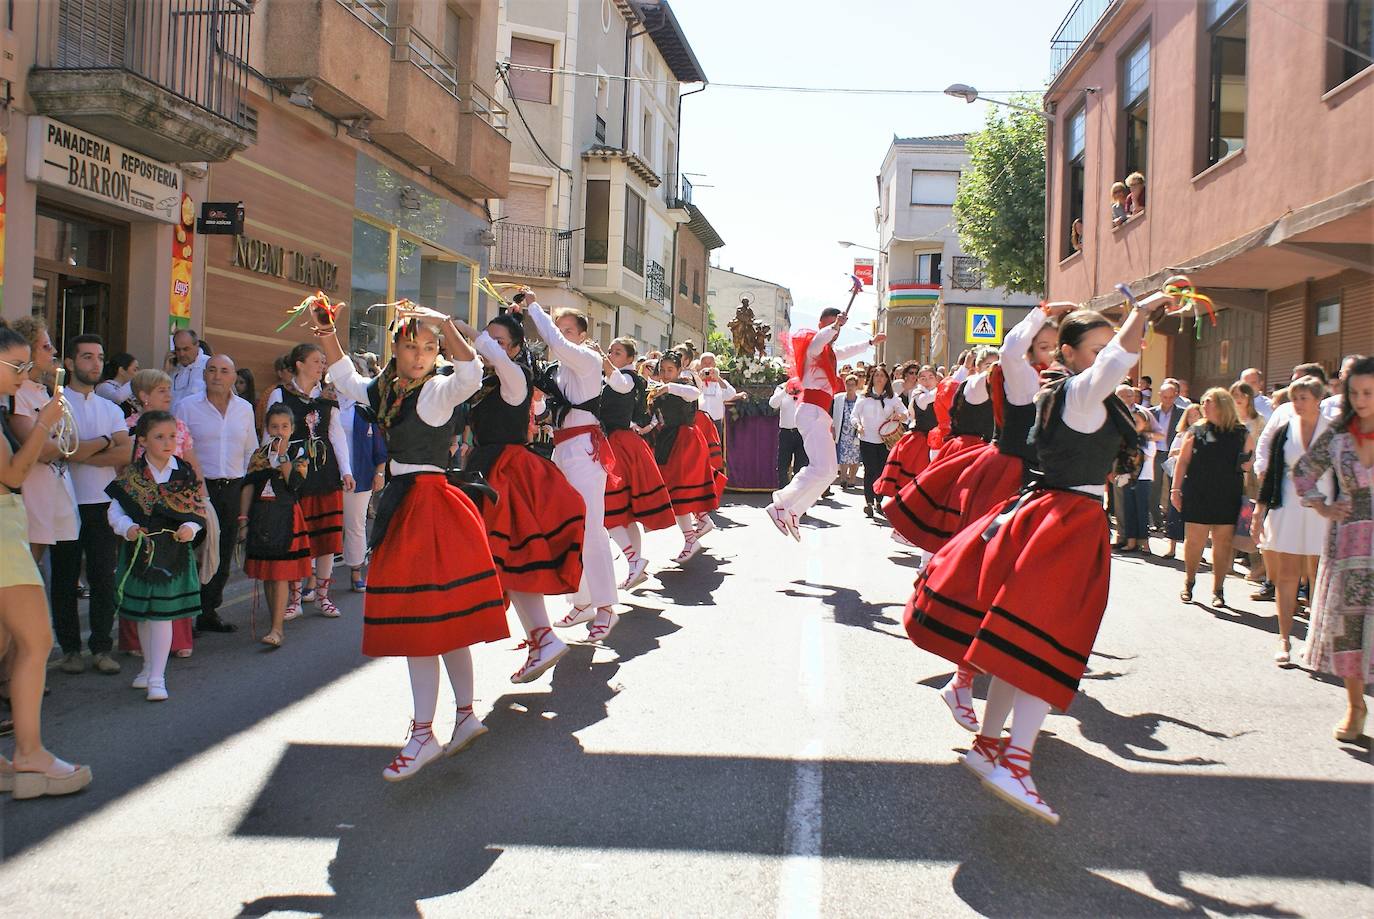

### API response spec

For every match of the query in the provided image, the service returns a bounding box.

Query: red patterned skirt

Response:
[298,490,344,557]
[244,498,313,582]
[882,437,992,552]
[903,488,1111,710]
[695,413,725,471]
[604,429,677,531]
[874,430,931,498]
[659,425,727,515]
[362,474,508,657]
[483,445,586,595]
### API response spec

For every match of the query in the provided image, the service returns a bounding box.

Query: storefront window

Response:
[350,219,391,360]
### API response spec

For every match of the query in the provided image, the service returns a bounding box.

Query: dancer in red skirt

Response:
[651,352,726,564]
[240,404,313,648]
[883,348,997,552]
[875,365,939,500]
[684,367,727,541]
[903,289,1172,823]
[468,312,582,683]
[907,304,1071,731]
[308,298,508,782]
[266,343,353,619]
[601,337,676,590]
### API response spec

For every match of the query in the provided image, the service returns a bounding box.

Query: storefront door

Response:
[33,206,128,353]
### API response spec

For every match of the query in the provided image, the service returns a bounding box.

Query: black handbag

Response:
[246,499,297,558]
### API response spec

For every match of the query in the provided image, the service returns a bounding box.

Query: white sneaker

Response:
[512,627,568,684]
[554,604,596,629]
[692,515,716,538]
[131,670,150,690]
[673,538,704,564]
[585,609,619,643]
[981,746,1059,825]
[620,557,650,590]
[960,735,1004,780]
[444,710,488,758]
[146,680,169,702]
[382,722,443,781]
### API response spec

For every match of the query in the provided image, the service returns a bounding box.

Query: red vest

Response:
[791,328,841,398]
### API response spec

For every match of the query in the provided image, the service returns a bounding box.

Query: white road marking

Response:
[778,596,826,918]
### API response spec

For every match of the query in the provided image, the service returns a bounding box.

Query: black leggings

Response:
[860,440,889,505]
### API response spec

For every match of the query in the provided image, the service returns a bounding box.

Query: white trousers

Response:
[772,402,838,516]
[554,434,618,609]
[342,488,372,569]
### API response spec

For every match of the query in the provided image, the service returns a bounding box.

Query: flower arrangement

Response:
[725,354,788,389]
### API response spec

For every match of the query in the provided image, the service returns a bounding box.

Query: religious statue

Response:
[728,297,769,358]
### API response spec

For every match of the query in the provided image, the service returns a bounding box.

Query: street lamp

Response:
[837,240,886,254]
[943,83,1056,121]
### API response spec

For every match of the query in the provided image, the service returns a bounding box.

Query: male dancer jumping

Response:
[766,284,884,539]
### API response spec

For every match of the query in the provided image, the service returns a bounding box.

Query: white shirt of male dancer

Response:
[766,309,880,538]
[522,297,632,634]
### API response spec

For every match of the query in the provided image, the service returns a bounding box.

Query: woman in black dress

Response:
[1170,387,1255,606]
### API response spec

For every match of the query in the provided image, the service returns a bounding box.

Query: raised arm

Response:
[1000,306,1050,403]
[1064,300,1152,417]
[524,300,601,374]
[474,331,529,406]
[662,382,701,401]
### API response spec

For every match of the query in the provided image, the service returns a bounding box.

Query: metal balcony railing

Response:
[389,25,459,98]
[489,223,571,279]
[646,261,667,303]
[43,0,253,128]
[1050,0,1117,77]
[461,81,510,134]
[337,0,389,37]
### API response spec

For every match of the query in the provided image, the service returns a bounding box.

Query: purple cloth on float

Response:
[724,413,780,490]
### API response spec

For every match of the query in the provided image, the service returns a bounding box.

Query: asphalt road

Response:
[1,487,1370,917]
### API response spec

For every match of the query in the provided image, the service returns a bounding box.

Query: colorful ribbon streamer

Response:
[276,291,345,333]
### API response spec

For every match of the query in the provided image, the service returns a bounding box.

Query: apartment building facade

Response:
[490,0,715,352]
[1045,0,1373,392]
[874,135,1040,369]
[4,0,512,390]
[707,267,792,359]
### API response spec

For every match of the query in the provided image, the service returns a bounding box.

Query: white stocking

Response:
[509,591,552,637]
[406,656,441,724]
[441,647,475,710]
[980,676,1016,738]
[1008,690,1052,756]
[676,515,694,537]
[314,553,334,581]
[144,620,173,685]
[610,524,643,564]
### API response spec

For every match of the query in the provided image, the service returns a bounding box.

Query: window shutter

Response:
[1265,292,1305,385]
[509,38,554,103]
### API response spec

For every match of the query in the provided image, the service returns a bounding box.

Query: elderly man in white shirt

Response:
[176,354,257,632]
[769,381,807,486]
[166,328,210,411]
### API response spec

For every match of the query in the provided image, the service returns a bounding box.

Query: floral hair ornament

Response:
[276,291,346,334]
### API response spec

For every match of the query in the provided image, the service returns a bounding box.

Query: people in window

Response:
[1125,172,1147,215]
[1070,218,1084,252]
[1110,182,1129,227]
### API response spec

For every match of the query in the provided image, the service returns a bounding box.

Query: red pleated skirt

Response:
[695,413,725,471]
[244,499,314,582]
[660,425,726,515]
[604,429,677,531]
[882,437,992,552]
[903,489,1111,710]
[362,474,508,657]
[118,618,193,654]
[874,430,931,498]
[483,445,586,595]
[298,490,344,557]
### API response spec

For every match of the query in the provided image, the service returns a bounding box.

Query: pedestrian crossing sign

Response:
[965,308,1003,344]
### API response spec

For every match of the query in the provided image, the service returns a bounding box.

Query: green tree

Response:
[953,97,1046,296]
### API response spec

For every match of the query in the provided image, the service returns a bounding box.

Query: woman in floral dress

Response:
[1293,356,1374,744]
[832,374,862,488]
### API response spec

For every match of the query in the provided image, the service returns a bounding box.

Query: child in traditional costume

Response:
[601,337,676,589]
[308,297,508,782]
[106,411,206,702]
[651,352,726,564]
[468,312,582,683]
[241,404,313,648]
[875,365,939,500]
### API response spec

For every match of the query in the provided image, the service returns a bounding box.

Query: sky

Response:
[669,0,1071,338]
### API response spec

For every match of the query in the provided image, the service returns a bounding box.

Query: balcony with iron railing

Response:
[29,0,256,162]
[370,25,460,165]
[646,261,668,304]
[488,223,571,279]
[1050,0,1118,78]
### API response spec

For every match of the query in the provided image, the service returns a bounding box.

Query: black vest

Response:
[533,360,600,426]
[278,387,341,495]
[909,398,937,434]
[365,379,460,471]
[950,381,995,441]
[653,392,697,466]
[600,370,646,432]
[1031,376,1135,489]
[995,400,1039,465]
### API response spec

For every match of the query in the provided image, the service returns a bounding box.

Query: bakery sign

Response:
[26,117,183,223]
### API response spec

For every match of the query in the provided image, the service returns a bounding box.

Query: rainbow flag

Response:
[887,281,941,307]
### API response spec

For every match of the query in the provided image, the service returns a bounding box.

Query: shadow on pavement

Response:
[231,726,1363,917]
[643,555,727,607]
[781,580,906,639]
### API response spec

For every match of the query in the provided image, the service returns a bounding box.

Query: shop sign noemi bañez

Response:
[26,117,183,223]
[231,234,340,292]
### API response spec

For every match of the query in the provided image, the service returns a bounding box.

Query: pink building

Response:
[1045,0,1373,392]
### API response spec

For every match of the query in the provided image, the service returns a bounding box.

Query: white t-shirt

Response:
[13,380,81,543]
[65,386,129,504]
[769,384,800,430]
[853,395,905,444]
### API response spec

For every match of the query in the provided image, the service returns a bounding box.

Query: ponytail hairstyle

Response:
[286,342,327,381]
[487,311,532,366]
[611,336,638,360]
[134,409,177,443]
[659,350,682,378]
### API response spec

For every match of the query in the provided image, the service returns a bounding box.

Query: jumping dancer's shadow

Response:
[602,603,682,665]
[1068,693,1239,767]
[644,555,726,607]
[781,580,906,639]
[890,553,923,569]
